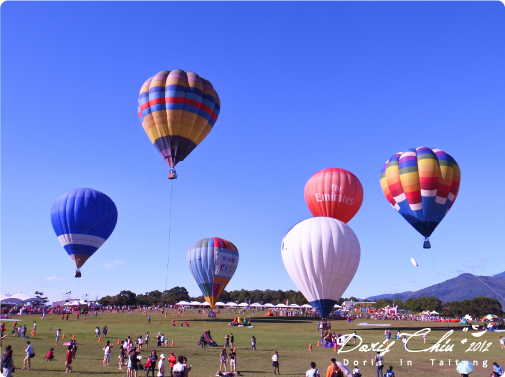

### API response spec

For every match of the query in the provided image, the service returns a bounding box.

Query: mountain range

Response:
[367,272,505,307]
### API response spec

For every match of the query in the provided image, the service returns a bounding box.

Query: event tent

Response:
[238,303,249,307]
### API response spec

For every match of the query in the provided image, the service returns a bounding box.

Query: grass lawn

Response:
[1,309,504,376]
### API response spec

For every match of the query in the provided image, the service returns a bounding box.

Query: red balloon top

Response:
[304,168,364,223]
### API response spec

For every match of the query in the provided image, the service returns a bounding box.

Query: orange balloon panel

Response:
[304,168,364,223]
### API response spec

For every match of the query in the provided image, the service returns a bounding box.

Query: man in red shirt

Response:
[168,351,177,377]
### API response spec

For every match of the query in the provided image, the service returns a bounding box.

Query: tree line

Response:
[97,288,503,318]
[97,287,309,307]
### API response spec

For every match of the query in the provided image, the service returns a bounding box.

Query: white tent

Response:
[238,303,249,307]
[215,302,226,307]
[225,302,238,307]
[201,301,210,306]
[0,294,22,305]
[301,304,312,308]
[264,303,275,307]
[9,293,44,306]
[250,303,263,307]
[276,304,288,308]
[10,293,32,301]
[333,304,342,308]
[175,301,191,306]
[289,304,301,308]
[190,301,204,306]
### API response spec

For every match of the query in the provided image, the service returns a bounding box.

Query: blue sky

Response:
[2,2,504,303]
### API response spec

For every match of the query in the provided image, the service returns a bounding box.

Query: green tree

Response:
[34,291,49,307]
[162,286,190,305]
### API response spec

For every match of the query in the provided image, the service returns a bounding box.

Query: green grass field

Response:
[2,309,503,376]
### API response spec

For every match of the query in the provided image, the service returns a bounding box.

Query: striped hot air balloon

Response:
[187,238,239,308]
[380,147,461,248]
[138,70,220,179]
[51,188,118,277]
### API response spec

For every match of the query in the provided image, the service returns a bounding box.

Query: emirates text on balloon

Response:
[315,193,355,205]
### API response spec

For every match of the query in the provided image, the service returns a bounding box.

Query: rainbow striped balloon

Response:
[138,70,220,172]
[187,237,239,308]
[380,147,461,241]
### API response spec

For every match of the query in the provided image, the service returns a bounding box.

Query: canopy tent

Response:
[276,304,288,308]
[301,304,312,308]
[7,293,44,306]
[238,303,249,307]
[10,293,32,301]
[214,302,226,307]
[288,304,301,308]
[0,294,22,305]
[333,304,342,308]
[250,303,263,307]
[189,301,204,306]
[430,310,439,315]
[225,302,238,307]
[175,301,191,306]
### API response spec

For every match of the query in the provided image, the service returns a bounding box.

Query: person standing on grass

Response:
[144,350,157,377]
[21,341,34,370]
[251,335,256,350]
[200,334,206,348]
[95,326,100,337]
[119,342,125,370]
[1,345,14,377]
[230,333,234,348]
[229,348,237,374]
[103,340,112,366]
[65,345,73,373]
[423,332,427,344]
[326,358,337,377]
[219,347,227,372]
[182,356,191,377]
[375,352,384,377]
[168,351,177,377]
[56,329,61,344]
[157,354,166,377]
[224,334,230,349]
[172,356,186,377]
[271,351,279,375]
[306,362,321,377]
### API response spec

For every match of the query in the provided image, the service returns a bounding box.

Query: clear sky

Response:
[1,1,504,303]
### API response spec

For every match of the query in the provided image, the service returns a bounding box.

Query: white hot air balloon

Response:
[411,258,418,267]
[281,217,360,318]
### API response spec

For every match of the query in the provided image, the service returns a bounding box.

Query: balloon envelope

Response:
[187,237,239,308]
[281,217,360,318]
[51,188,118,269]
[304,168,363,223]
[138,69,220,169]
[380,147,460,239]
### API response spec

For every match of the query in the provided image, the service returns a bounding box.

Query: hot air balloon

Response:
[304,168,363,223]
[380,147,460,249]
[281,217,360,318]
[187,237,239,308]
[51,188,118,277]
[138,69,220,179]
[411,258,418,267]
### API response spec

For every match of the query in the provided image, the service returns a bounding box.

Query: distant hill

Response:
[367,273,505,307]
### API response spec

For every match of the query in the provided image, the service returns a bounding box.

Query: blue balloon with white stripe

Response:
[51,188,118,274]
